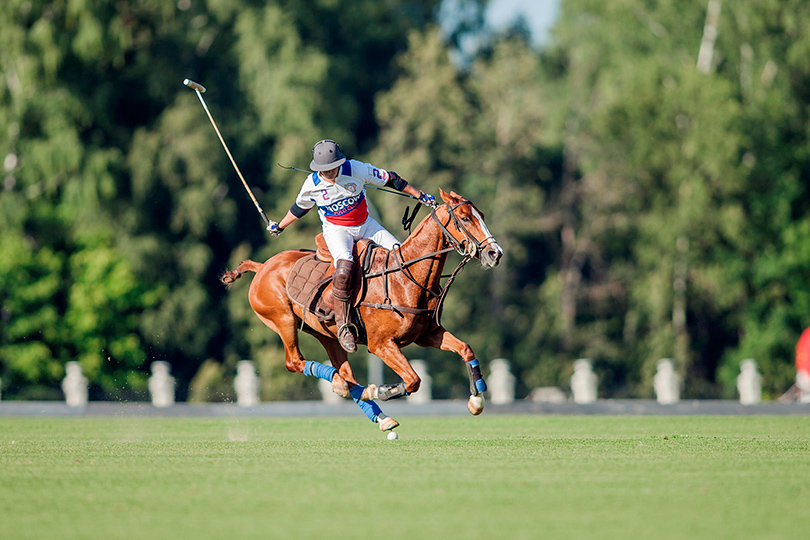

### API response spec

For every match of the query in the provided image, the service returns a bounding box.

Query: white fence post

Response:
[62,362,88,407]
[149,361,175,408]
[737,359,762,405]
[407,360,432,404]
[368,353,384,387]
[654,358,681,404]
[571,359,597,403]
[489,358,515,404]
[234,360,260,407]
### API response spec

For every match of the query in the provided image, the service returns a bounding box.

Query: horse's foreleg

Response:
[367,340,421,398]
[416,326,487,415]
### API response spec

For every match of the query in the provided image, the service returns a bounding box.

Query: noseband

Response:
[430,201,497,258]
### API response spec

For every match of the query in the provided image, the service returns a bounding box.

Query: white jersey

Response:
[294,159,392,227]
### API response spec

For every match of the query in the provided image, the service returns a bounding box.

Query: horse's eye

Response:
[461,216,472,223]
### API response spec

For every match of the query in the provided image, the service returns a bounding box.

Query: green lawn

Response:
[1,415,807,540]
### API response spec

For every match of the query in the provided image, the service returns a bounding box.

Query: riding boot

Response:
[333,259,357,353]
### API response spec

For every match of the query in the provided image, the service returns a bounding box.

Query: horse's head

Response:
[435,188,504,268]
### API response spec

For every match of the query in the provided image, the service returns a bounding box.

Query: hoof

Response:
[360,384,379,401]
[467,394,485,415]
[379,416,400,431]
[331,374,350,398]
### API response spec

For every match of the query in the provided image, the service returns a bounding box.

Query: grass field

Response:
[1,415,808,540]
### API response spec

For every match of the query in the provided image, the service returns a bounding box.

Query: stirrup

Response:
[338,323,358,353]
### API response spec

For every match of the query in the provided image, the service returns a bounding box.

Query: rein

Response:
[359,201,479,325]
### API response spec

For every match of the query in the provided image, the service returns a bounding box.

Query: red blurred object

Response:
[797,327,810,376]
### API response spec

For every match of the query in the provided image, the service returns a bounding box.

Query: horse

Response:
[221,188,504,432]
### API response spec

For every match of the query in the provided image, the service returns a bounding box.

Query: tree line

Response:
[1,0,808,402]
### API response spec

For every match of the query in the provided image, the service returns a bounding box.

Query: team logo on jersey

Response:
[345,183,357,193]
[324,194,363,216]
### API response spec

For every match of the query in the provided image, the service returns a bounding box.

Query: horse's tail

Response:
[221,259,262,285]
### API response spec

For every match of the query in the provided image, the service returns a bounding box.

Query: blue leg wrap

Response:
[466,358,487,394]
[349,385,382,423]
[303,361,337,382]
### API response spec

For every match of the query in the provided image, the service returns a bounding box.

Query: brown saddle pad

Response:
[286,254,336,321]
[285,238,378,322]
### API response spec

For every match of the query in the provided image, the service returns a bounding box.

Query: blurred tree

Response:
[713,0,810,397]
[541,0,748,397]
[369,0,810,401]
[0,0,441,400]
[3,0,810,403]
[533,0,810,398]
[0,0,164,398]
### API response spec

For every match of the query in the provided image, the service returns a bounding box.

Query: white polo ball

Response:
[387,431,399,440]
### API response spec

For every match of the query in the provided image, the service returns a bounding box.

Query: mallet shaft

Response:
[183,79,271,227]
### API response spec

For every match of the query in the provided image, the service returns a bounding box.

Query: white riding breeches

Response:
[322,217,399,266]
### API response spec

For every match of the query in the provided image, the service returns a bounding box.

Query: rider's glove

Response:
[266,220,283,238]
[418,191,436,206]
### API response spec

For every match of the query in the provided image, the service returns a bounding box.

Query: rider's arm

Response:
[386,171,432,204]
[283,174,317,230]
[384,170,408,191]
[361,161,434,204]
[401,183,422,200]
[268,202,309,237]
[278,209,302,231]
[385,171,416,197]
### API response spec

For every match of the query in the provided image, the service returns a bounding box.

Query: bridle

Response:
[359,199,496,325]
[430,201,498,259]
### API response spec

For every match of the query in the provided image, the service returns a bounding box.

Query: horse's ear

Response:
[439,188,453,204]
[439,188,462,204]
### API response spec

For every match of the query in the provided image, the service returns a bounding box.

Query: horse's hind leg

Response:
[256,313,350,398]
[311,334,399,432]
[416,326,487,415]
[309,331,356,394]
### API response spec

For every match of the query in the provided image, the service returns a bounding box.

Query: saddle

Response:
[285,234,378,324]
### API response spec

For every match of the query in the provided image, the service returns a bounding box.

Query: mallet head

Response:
[183,79,206,93]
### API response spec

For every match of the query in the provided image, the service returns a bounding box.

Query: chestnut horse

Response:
[221,189,503,432]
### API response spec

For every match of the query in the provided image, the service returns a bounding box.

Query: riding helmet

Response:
[310,139,347,171]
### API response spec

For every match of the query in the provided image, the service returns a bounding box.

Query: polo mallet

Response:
[183,79,272,228]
